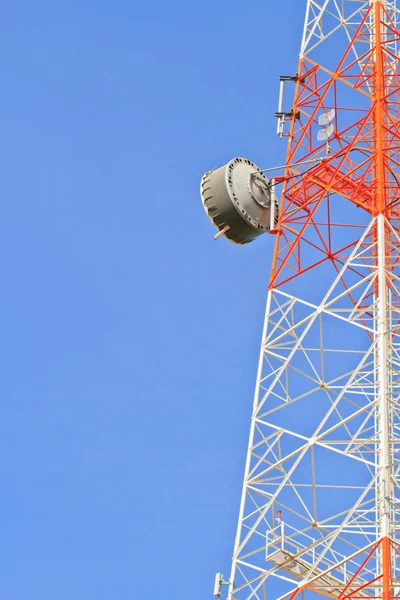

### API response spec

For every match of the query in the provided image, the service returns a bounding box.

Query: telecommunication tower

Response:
[200,1,400,599]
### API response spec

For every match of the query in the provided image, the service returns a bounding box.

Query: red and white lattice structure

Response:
[214,1,400,599]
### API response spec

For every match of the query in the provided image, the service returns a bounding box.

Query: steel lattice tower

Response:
[209,1,400,599]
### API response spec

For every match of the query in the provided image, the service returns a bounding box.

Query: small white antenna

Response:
[213,573,231,597]
[214,573,223,597]
[317,110,335,155]
[317,123,334,141]
[318,108,335,126]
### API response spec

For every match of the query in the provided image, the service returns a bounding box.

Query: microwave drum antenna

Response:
[200,157,278,245]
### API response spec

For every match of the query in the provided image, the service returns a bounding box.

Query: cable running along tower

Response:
[201,1,400,599]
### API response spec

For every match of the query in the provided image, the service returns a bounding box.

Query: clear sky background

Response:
[0,1,308,598]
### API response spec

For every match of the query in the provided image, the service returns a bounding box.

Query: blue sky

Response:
[0,1,307,598]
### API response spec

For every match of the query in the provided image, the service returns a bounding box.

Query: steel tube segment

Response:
[374,3,393,598]
[377,213,392,597]
[382,536,392,600]
[374,1,386,217]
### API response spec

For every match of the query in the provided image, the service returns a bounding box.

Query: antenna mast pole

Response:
[374,2,392,599]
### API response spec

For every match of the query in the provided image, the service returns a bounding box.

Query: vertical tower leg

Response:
[374,5,393,594]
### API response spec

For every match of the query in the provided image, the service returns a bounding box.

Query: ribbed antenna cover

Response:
[200,157,279,245]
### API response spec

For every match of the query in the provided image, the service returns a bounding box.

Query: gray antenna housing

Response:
[200,157,279,245]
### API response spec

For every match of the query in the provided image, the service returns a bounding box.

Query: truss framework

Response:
[224,2,400,599]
